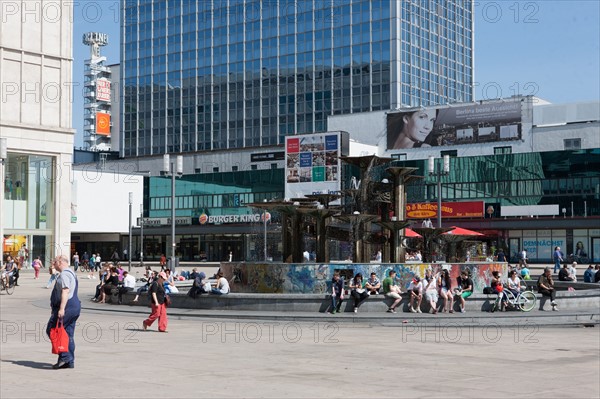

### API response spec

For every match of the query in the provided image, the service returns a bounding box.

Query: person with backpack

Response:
[187,271,209,299]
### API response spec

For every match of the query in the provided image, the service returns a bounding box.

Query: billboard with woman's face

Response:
[387,101,523,149]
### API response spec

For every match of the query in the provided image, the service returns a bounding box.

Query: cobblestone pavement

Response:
[1,272,599,398]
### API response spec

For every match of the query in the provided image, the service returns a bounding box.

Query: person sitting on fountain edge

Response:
[365,272,381,295]
[382,270,403,313]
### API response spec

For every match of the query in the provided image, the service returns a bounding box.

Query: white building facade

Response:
[1,0,74,264]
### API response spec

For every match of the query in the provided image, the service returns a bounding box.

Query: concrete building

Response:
[1,0,74,264]
[328,97,600,262]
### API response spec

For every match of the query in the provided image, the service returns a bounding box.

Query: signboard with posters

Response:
[96,112,111,135]
[285,131,349,200]
[96,78,111,102]
[387,100,523,149]
[406,201,484,219]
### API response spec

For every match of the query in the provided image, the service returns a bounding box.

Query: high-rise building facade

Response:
[1,0,74,262]
[121,0,473,157]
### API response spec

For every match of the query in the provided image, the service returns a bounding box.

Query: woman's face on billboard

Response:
[402,109,436,143]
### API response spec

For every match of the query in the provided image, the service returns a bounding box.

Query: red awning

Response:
[404,228,422,238]
[443,226,484,236]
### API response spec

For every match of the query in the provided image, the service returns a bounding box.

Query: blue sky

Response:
[72,1,600,147]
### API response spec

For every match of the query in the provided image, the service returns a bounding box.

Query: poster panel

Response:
[387,101,523,149]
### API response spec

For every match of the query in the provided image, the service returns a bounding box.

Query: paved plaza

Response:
[1,272,599,398]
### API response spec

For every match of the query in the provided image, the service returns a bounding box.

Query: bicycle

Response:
[0,274,16,295]
[490,284,536,312]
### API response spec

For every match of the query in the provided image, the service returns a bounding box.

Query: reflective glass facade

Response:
[394,149,600,216]
[146,169,284,218]
[122,0,473,156]
[3,152,56,266]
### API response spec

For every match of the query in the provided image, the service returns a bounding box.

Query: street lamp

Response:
[162,154,183,272]
[428,155,450,228]
[0,138,7,261]
[261,199,269,261]
[128,192,133,271]
[139,203,144,266]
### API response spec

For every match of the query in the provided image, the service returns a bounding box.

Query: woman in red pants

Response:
[143,271,168,332]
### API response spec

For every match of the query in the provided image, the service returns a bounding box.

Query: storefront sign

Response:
[199,213,265,225]
[406,201,484,219]
[251,151,285,162]
[137,217,191,226]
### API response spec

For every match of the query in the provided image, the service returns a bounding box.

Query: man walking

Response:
[553,246,563,273]
[46,255,81,369]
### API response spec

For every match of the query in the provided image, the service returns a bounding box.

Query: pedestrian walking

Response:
[143,271,168,332]
[46,255,81,369]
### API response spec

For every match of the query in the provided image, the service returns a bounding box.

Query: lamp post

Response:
[428,155,450,228]
[262,199,269,261]
[0,138,7,261]
[162,154,183,271]
[139,203,144,266]
[128,192,133,271]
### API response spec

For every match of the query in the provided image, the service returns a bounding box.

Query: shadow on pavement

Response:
[2,359,53,370]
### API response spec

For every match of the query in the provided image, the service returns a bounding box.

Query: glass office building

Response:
[121,0,473,157]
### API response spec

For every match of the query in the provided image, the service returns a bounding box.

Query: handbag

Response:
[50,320,69,354]
[164,294,172,307]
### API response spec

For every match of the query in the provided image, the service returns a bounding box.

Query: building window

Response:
[391,153,407,161]
[494,146,512,155]
[440,150,457,157]
[564,138,581,150]
[251,165,258,170]
[213,167,219,172]
[270,163,278,169]
[232,165,238,171]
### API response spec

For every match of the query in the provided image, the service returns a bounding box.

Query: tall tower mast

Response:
[82,32,112,151]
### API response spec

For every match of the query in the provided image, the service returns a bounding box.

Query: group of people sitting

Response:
[89,264,231,305]
[90,262,137,304]
[329,269,474,314]
[558,262,600,283]
[186,268,230,298]
[405,251,423,262]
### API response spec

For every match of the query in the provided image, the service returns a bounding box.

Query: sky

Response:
[71,0,600,148]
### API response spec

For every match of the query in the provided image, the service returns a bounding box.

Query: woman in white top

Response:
[568,262,578,282]
[211,272,230,295]
[506,270,522,298]
[349,273,368,313]
[164,269,179,294]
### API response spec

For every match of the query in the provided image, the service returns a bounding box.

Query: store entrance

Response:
[205,235,243,262]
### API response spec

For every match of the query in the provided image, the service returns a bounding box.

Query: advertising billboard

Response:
[406,201,484,219]
[285,132,349,200]
[96,78,111,102]
[387,101,523,149]
[96,112,111,135]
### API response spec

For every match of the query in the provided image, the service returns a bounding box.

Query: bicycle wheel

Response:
[490,297,499,312]
[4,280,15,295]
[518,291,536,312]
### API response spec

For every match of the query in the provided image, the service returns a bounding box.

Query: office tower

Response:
[121,0,473,157]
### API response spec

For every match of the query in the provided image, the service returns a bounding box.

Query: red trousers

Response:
[144,303,168,332]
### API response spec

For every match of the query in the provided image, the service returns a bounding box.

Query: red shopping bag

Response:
[50,320,68,354]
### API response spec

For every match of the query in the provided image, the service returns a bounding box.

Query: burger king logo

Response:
[199,213,208,225]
